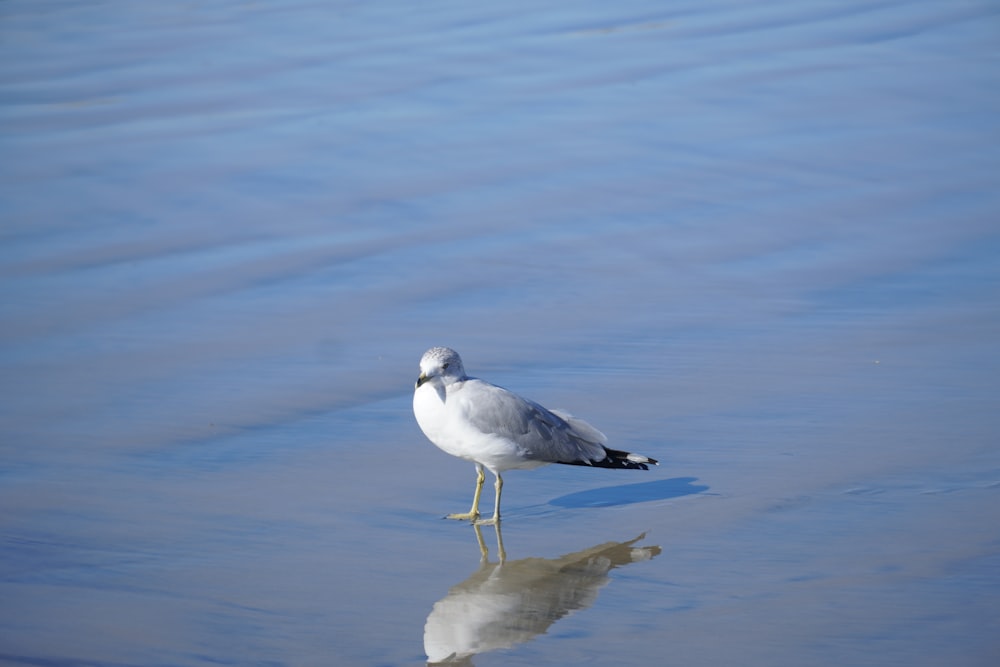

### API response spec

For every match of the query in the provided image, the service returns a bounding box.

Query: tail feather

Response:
[559,446,658,470]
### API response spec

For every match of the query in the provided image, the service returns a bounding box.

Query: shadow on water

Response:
[424,524,660,666]
[549,476,709,509]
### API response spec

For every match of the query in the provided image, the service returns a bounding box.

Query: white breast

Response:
[413,381,548,473]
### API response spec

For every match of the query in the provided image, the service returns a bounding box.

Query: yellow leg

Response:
[447,465,485,521]
[474,473,503,526]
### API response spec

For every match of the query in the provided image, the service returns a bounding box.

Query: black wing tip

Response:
[560,447,659,470]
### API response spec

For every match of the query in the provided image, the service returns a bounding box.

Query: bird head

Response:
[416,347,467,389]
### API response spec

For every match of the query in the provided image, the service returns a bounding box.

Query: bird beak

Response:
[416,372,428,389]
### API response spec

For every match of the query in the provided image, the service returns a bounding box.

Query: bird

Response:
[413,346,658,525]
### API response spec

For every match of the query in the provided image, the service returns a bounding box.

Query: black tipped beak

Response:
[416,372,428,389]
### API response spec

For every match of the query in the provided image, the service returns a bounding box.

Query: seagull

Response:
[413,347,658,525]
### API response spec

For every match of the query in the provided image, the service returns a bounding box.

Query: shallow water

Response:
[2,1,999,665]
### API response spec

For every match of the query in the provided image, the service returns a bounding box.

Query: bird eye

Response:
[442,362,450,370]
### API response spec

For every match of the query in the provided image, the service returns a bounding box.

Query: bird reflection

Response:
[424,524,660,665]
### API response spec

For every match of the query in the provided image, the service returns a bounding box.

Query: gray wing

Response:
[458,378,608,463]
